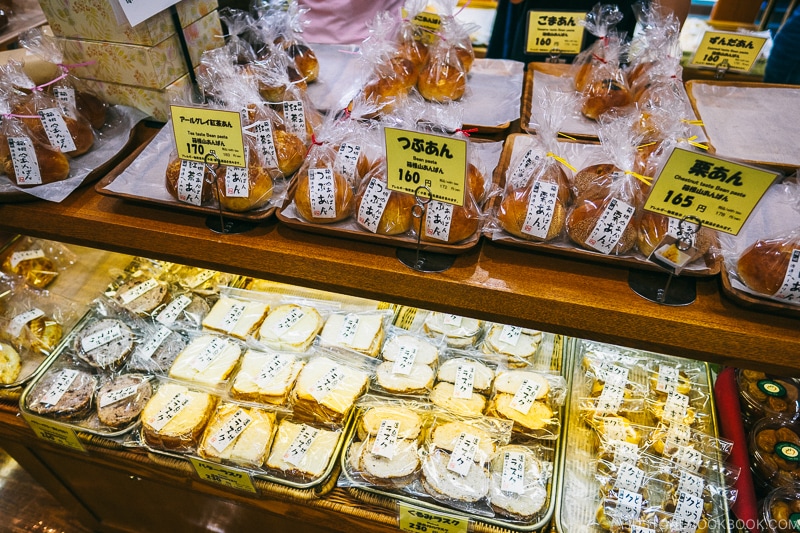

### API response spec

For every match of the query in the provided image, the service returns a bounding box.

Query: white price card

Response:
[775,250,800,303]
[674,446,704,472]
[81,324,123,352]
[678,470,705,497]
[392,345,418,375]
[38,108,76,153]
[600,364,629,388]
[53,86,77,119]
[191,337,228,372]
[663,392,690,423]
[508,149,538,189]
[613,440,640,464]
[10,249,44,268]
[225,166,249,198]
[282,100,307,137]
[498,325,522,346]
[500,451,525,494]
[309,168,337,219]
[220,302,246,333]
[208,409,253,453]
[447,432,480,476]
[371,420,400,459]
[586,198,635,254]
[670,492,704,533]
[7,308,45,338]
[657,364,681,393]
[596,383,625,414]
[522,182,560,239]
[119,278,160,305]
[616,488,643,519]
[283,424,319,466]
[357,178,391,234]
[8,136,42,186]
[274,308,305,335]
[452,364,475,399]
[615,461,645,493]
[147,392,190,431]
[100,384,140,408]
[509,379,542,415]
[137,325,172,361]
[338,314,360,345]
[177,159,206,206]
[424,201,454,242]
[245,120,279,168]
[186,269,215,289]
[335,143,362,182]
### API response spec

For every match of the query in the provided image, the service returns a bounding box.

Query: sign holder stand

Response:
[396,186,456,273]
[202,151,257,235]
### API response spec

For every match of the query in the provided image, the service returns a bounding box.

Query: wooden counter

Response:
[0,182,797,375]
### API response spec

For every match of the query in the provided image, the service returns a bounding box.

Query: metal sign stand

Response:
[396,186,456,273]
[202,152,257,235]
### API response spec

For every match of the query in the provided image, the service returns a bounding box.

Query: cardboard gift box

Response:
[80,74,194,122]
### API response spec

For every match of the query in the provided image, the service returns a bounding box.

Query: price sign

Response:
[190,458,258,494]
[398,503,468,533]
[385,127,468,207]
[170,106,246,168]
[645,147,777,235]
[690,31,767,72]
[23,415,86,452]
[526,11,587,55]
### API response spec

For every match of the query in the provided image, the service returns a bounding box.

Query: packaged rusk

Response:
[318,309,394,358]
[202,287,274,341]
[164,264,236,297]
[480,322,546,367]
[372,327,442,397]
[488,367,567,439]
[166,330,244,390]
[0,236,77,290]
[422,311,485,349]
[429,350,501,418]
[228,347,308,406]
[264,418,341,482]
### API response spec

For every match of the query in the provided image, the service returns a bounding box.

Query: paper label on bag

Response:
[186,269,216,289]
[335,143,362,182]
[225,166,249,198]
[192,337,228,372]
[7,308,45,338]
[447,432,479,476]
[586,198,635,254]
[663,391,690,423]
[99,384,140,408]
[667,218,699,247]
[632,527,655,533]
[522,182,559,239]
[603,418,627,441]
[509,379,542,415]
[501,451,525,494]
[177,159,206,206]
[675,446,704,472]
[38,108,76,153]
[452,364,475,399]
[678,470,705,497]
[371,419,399,459]
[156,295,193,325]
[357,178,391,233]
[41,369,79,406]
[8,136,42,186]
[220,302,246,333]
[596,383,625,414]
[147,392,191,431]
[616,488,643,518]
[657,364,681,393]
[443,314,462,327]
[508,149,539,189]
[208,409,253,453]
[392,344,418,375]
[775,250,800,303]
[600,364,629,388]
[283,100,307,137]
[10,249,45,268]
[498,325,522,346]
[337,314,359,345]
[615,461,645,493]
[613,440,640,464]
[137,325,172,361]
[248,120,279,168]
[670,492,704,533]
[665,423,693,451]
[309,168,337,219]
[119,278,160,305]
[283,424,319,466]
[309,365,344,402]
[53,86,77,119]
[274,308,306,335]
[81,324,123,352]
[255,353,292,388]
[424,201,454,242]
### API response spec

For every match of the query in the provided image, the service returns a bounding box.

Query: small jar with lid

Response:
[750,418,800,494]
[760,487,800,533]
[738,369,800,429]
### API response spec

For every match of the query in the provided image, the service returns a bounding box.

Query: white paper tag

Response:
[667,217,699,248]
[7,307,45,338]
[53,86,77,119]
[114,0,180,27]
[225,166,249,198]
[509,379,542,415]
[177,159,206,206]
[632,526,655,533]
[309,168,337,219]
[452,364,475,399]
[156,295,193,325]
[596,383,625,414]
[424,201,454,242]
[10,249,45,268]
[337,314,359,345]
[615,461,645,493]
[208,409,253,454]
[335,143,362,182]
[81,324,123,352]
[99,384,140,408]
[678,470,705,497]
[498,325,522,346]
[283,424,319,466]
[38,108,77,153]
[613,440,640,464]
[119,278,159,305]
[282,100,307,137]
[616,488,643,519]
[500,451,525,494]
[585,198,635,254]
[665,423,693,452]
[600,364,630,388]
[663,391,690,423]
[255,353,292,388]
[137,325,172,361]
[508,149,539,189]
[443,314,462,327]
[447,432,480,476]
[603,418,627,442]
[41,369,79,406]
[220,302,247,333]
[656,364,681,393]
[775,249,800,302]
[670,492,704,533]
[391,344,418,375]
[191,337,228,372]
[186,269,216,289]
[674,446,704,472]
[7,136,42,186]
[147,391,191,431]
[371,419,399,459]
[522,181,559,239]
[248,120,279,168]
[309,365,344,402]
[274,308,306,335]
[357,178,391,233]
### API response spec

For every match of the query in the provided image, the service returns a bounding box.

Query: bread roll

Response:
[165,157,213,205]
[13,99,94,157]
[738,238,799,296]
[419,200,480,244]
[113,277,168,314]
[0,135,71,186]
[216,164,274,213]
[417,54,466,102]
[423,312,483,348]
[497,187,566,242]
[396,31,428,73]
[582,78,632,120]
[494,370,550,399]
[73,318,134,369]
[75,89,108,130]
[573,164,621,199]
[361,77,408,116]
[566,197,638,255]
[355,177,415,235]
[285,42,319,83]
[273,128,306,177]
[294,167,354,224]
[142,382,216,452]
[387,55,419,89]
[9,314,62,353]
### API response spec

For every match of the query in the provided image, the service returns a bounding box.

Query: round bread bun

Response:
[572,164,621,199]
[74,318,135,369]
[13,315,63,353]
[361,77,408,116]
[581,78,633,120]
[355,178,415,235]
[13,99,94,157]
[566,197,638,255]
[574,61,594,92]
[737,238,798,296]
[216,164,274,213]
[27,366,95,420]
[75,89,108,130]
[286,42,319,83]
[383,55,419,89]
[417,58,466,102]
[273,128,306,177]
[0,135,71,186]
[0,342,21,385]
[293,167,354,223]
[420,201,480,244]
[454,42,474,73]
[114,277,168,314]
[637,211,714,259]
[497,187,566,242]
[165,158,214,205]
[397,34,428,74]
[467,163,486,203]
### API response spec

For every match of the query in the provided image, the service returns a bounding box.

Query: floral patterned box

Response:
[39,0,218,46]
[80,74,194,122]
